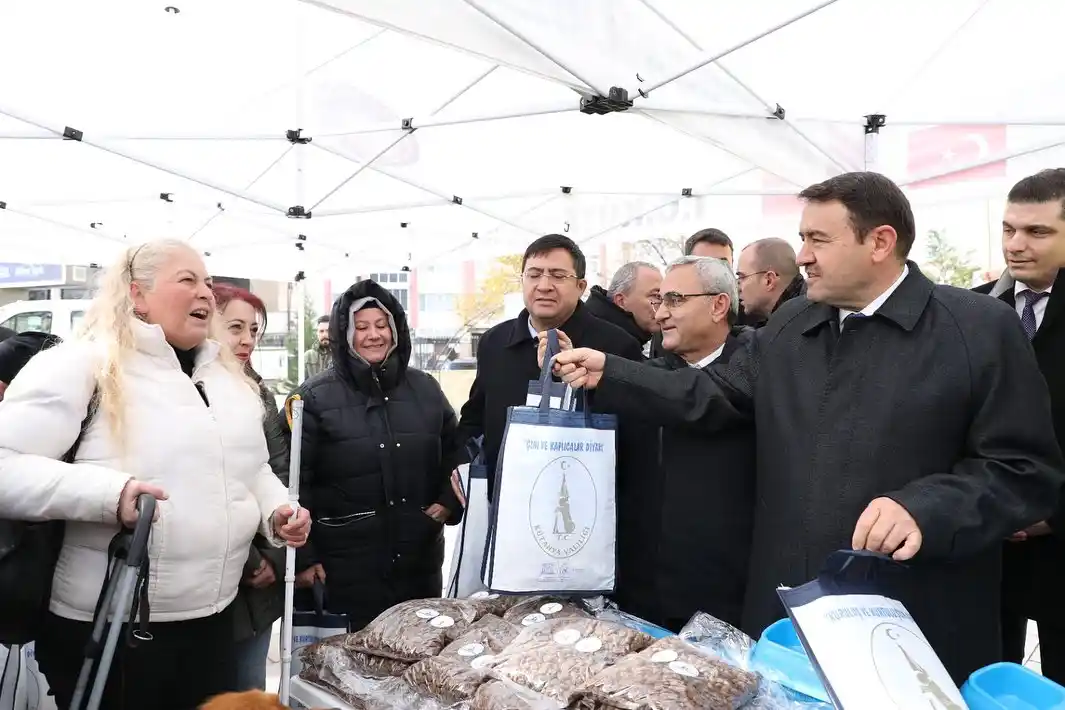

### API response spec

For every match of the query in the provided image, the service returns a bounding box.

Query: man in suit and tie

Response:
[975,168,1065,683]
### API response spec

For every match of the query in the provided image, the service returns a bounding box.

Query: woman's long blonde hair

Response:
[76,239,257,448]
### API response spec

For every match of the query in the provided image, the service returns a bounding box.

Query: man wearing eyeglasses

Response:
[540,256,756,631]
[455,234,644,507]
[546,172,1064,684]
[735,238,807,328]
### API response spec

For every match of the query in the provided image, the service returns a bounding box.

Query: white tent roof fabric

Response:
[1,0,1064,279]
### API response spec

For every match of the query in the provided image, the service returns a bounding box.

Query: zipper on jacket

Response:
[191,374,231,610]
[373,371,400,507]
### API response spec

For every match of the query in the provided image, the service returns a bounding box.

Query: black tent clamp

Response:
[579,87,634,115]
[865,114,887,135]
[69,493,156,710]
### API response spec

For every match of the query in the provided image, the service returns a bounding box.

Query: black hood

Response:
[584,285,652,345]
[330,279,411,392]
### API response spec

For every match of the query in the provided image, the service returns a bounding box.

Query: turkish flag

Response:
[761,173,802,217]
[906,124,1007,188]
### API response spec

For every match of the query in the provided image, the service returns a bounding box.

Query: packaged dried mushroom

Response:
[403,656,492,705]
[349,598,480,662]
[403,615,521,704]
[471,680,562,710]
[569,635,760,710]
[483,617,653,705]
[300,633,349,671]
[501,595,591,628]
[439,614,520,661]
[467,590,526,617]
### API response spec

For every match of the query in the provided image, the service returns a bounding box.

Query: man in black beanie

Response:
[0,331,62,401]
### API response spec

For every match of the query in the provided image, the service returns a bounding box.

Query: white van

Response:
[0,299,92,340]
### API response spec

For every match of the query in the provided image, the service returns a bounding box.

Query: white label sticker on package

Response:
[521,613,546,626]
[430,615,455,629]
[651,650,678,664]
[470,654,495,670]
[553,629,581,646]
[575,637,603,654]
[415,608,440,620]
[458,643,485,658]
[540,602,564,615]
[670,661,699,678]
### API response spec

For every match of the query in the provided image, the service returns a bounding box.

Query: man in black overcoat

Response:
[974,168,1065,683]
[549,172,1065,684]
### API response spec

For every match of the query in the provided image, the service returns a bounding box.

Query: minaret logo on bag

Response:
[529,456,597,559]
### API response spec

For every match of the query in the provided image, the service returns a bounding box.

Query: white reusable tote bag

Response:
[445,437,492,599]
[0,643,55,710]
[482,330,617,595]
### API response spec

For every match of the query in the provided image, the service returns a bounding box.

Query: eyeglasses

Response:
[736,270,770,281]
[522,268,578,285]
[655,291,723,311]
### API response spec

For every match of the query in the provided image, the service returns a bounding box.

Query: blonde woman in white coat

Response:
[0,240,310,710]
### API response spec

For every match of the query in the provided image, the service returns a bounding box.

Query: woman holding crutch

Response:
[0,240,310,710]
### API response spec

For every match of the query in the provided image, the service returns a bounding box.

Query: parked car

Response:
[0,299,91,339]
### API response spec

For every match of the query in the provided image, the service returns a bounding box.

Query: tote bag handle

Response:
[537,329,589,418]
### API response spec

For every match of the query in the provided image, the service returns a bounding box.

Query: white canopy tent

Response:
[1,0,1064,282]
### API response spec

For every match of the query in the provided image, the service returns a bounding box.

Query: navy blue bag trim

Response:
[481,329,618,596]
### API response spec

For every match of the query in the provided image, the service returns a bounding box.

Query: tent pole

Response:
[631,0,841,98]
[428,65,498,115]
[292,6,311,401]
[188,146,295,242]
[633,0,851,172]
[312,189,556,217]
[0,104,290,214]
[315,101,577,137]
[899,135,1065,187]
[574,167,756,245]
[636,110,805,190]
[0,130,284,141]
[0,201,129,246]
[638,104,863,126]
[458,0,606,95]
[308,132,412,212]
[864,115,885,172]
[886,118,1065,127]
[311,141,543,237]
[307,61,502,213]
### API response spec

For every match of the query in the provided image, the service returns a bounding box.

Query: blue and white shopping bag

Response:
[483,330,617,595]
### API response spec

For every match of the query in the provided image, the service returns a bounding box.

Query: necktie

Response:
[1021,289,1048,340]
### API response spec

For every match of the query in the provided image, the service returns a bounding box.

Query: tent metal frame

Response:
[3,0,1064,278]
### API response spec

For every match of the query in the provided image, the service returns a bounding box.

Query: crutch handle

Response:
[126,494,156,568]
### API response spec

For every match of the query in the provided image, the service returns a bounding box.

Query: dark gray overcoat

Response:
[594,264,1064,683]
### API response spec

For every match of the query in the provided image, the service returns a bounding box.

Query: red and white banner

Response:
[906,124,1007,188]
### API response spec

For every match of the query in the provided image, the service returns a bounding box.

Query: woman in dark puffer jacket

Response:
[213,283,289,690]
[282,279,464,631]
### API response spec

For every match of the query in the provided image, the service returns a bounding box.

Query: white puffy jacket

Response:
[0,320,291,622]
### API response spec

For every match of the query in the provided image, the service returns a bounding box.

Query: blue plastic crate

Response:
[748,619,830,703]
[962,662,1065,710]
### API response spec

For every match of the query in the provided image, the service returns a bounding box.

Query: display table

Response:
[288,676,355,710]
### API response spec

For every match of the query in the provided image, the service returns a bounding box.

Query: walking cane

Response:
[279,394,304,706]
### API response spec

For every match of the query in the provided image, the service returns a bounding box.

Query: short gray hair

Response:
[606,261,658,299]
[666,256,739,317]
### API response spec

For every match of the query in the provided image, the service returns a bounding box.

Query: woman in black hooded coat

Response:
[281,280,463,630]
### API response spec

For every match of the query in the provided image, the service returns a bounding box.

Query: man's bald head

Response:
[737,238,801,321]
[745,238,799,280]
